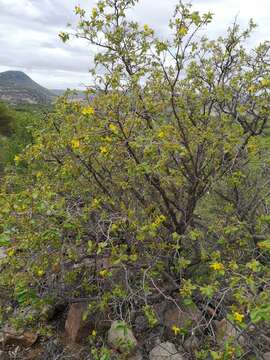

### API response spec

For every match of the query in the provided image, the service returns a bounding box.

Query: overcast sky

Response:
[0,0,269,89]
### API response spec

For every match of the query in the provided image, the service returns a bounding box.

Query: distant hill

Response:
[51,89,87,101]
[0,71,55,105]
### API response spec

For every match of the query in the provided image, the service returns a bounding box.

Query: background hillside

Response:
[0,71,55,105]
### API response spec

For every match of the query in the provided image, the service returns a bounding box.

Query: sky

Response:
[0,0,269,90]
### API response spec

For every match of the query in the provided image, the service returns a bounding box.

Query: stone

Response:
[134,314,149,333]
[264,353,270,360]
[65,302,110,342]
[129,350,143,360]
[162,303,202,332]
[24,347,44,360]
[65,302,90,342]
[0,350,9,360]
[183,335,200,353]
[108,320,138,354]
[149,342,185,360]
[0,326,37,347]
[215,319,245,346]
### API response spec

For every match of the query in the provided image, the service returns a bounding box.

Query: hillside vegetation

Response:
[1,1,270,359]
[0,103,46,172]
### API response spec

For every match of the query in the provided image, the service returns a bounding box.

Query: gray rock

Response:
[215,319,245,346]
[130,350,144,360]
[264,353,270,360]
[134,315,149,332]
[0,351,9,360]
[183,335,200,352]
[162,304,201,332]
[108,320,138,354]
[149,342,185,360]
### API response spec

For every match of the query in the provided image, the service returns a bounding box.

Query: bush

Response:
[1,1,270,357]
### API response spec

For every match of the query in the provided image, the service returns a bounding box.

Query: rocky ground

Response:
[1,298,270,360]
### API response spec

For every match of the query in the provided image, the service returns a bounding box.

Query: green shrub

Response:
[1,1,270,357]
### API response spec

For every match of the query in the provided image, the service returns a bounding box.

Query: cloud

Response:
[0,0,269,89]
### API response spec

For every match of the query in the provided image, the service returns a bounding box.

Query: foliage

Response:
[0,102,14,137]
[0,103,45,171]
[1,1,270,357]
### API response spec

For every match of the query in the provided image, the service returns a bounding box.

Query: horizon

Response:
[0,0,270,89]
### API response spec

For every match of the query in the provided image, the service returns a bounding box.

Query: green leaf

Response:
[258,239,270,250]
[250,304,270,323]
[0,233,10,247]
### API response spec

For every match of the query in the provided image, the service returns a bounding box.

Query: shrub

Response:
[1,1,270,357]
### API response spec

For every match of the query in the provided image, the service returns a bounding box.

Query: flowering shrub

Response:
[1,1,270,358]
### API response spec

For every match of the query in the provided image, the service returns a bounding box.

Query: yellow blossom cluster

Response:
[71,139,80,149]
[109,123,118,133]
[171,325,181,335]
[233,312,245,322]
[81,106,95,116]
[210,262,224,271]
[100,146,109,155]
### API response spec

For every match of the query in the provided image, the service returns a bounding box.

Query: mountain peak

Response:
[0,70,30,78]
[0,70,54,105]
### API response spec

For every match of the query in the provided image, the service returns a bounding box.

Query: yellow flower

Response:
[91,330,97,337]
[100,146,109,155]
[109,123,118,133]
[144,24,150,32]
[7,248,15,257]
[111,223,118,232]
[37,269,45,277]
[171,325,181,335]
[99,269,109,277]
[210,262,224,271]
[157,130,165,139]
[91,198,100,208]
[14,155,21,164]
[153,214,167,228]
[104,136,113,143]
[261,78,270,87]
[247,143,257,153]
[71,139,80,149]
[36,171,43,178]
[130,254,138,262]
[81,106,95,116]
[248,85,256,93]
[233,312,244,323]
[178,26,188,36]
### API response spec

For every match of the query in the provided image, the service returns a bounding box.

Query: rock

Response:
[65,302,90,342]
[0,350,9,360]
[129,350,144,360]
[108,320,138,354]
[149,342,185,360]
[264,353,270,360]
[162,303,202,332]
[24,347,44,360]
[134,314,149,333]
[65,302,110,342]
[215,319,245,346]
[143,330,163,353]
[183,335,200,353]
[0,326,37,347]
